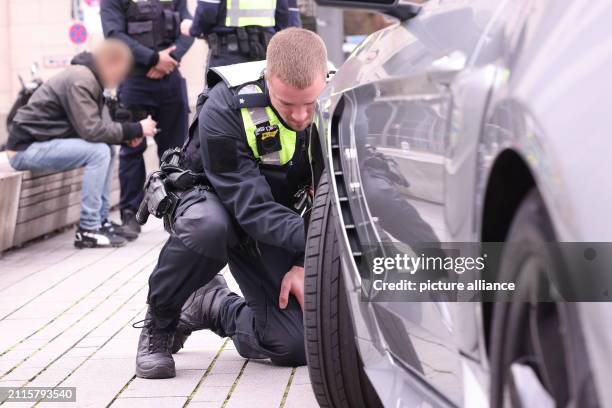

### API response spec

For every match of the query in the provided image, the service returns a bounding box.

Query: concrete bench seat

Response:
[0,142,158,253]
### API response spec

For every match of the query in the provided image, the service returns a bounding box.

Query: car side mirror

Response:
[314,0,424,21]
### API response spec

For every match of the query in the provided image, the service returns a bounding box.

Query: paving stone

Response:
[225,361,292,408]
[192,385,232,403]
[200,373,238,388]
[60,357,136,407]
[186,402,222,408]
[110,396,187,408]
[203,358,244,375]
[0,213,312,407]
[174,349,220,371]
[283,383,319,408]
[292,366,312,385]
[121,369,204,398]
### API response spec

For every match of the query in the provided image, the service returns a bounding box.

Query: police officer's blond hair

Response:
[93,38,133,68]
[266,28,328,89]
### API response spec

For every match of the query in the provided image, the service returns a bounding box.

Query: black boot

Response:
[172,274,233,354]
[121,209,141,236]
[135,309,176,379]
[102,219,138,241]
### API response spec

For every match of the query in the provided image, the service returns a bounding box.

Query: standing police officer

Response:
[101,0,194,236]
[183,0,301,71]
[134,28,327,379]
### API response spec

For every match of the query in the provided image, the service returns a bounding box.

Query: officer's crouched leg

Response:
[137,189,236,379]
[262,306,306,367]
[147,189,235,329]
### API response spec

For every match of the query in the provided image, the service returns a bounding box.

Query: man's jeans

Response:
[8,138,116,230]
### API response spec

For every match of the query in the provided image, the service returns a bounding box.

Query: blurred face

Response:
[97,57,131,89]
[267,74,326,131]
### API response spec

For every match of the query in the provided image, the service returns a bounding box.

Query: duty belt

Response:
[207,27,271,59]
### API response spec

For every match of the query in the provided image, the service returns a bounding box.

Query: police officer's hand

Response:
[279,265,305,311]
[180,19,193,36]
[155,45,178,75]
[140,115,158,138]
[146,68,165,80]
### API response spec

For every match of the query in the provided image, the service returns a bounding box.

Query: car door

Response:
[334,1,508,403]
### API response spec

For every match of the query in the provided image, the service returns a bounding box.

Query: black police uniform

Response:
[101,0,194,217]
[189,0,301,71]
[143,63,322,367]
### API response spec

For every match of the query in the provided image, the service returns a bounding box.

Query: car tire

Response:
[489,190,598,408]
[304,170,383,408]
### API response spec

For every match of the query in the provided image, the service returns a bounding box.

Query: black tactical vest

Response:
[181,88,313,209]
[125,0,180,50]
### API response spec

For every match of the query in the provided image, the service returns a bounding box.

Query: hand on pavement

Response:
[279,265,305,310]
[139,115,158,138]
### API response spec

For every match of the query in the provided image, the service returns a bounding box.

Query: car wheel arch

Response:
[479,148,536,351]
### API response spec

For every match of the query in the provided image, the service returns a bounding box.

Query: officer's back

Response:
[188,0,302,69]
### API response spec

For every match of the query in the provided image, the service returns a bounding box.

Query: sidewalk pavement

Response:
[0,214,318,408]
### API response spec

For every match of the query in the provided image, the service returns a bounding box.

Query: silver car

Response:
[304,0,612,407]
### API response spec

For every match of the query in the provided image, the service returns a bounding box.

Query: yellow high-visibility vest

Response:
[225,0,276,28]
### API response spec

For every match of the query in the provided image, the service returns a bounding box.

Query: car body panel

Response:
[315,0,612,405]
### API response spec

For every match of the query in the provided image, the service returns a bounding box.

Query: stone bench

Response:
[0,142,158,253]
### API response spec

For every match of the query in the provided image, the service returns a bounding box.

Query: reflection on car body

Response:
[305,0,612,407]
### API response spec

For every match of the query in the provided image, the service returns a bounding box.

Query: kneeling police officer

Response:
[134,27,328,378]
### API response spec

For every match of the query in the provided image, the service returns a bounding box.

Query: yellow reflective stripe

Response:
[267,106,296,165]
[240,109,260,159]
[225,0,275,27]
[239,86,296,166]
[226,16,275,26]
[239,0,275,9]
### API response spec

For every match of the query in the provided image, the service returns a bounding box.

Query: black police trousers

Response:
[147,188,306,367]
[118,70,189,212]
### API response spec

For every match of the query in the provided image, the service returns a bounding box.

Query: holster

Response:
[236,27,250,56]
[207,33,220,57]
[245,26,267,59]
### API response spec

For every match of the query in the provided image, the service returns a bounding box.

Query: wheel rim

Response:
[503,255,571,408]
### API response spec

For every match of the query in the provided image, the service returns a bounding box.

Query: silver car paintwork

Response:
[315,0,612,405]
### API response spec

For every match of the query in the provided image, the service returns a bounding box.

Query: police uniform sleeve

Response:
[287,0,302,28]
[190,0,221,37]
[171,0,195,61]
[199,85,306,257]
[100,0,159,67]
[274,0,289,30]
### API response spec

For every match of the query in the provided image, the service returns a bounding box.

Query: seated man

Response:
[6,39,157,248]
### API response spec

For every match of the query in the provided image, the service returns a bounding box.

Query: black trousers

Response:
[147,188,306,367]
[118,70,189,212]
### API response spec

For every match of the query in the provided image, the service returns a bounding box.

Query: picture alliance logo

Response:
[371,253,487,275]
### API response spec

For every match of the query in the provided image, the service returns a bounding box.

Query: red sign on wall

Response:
[69,23,88,45]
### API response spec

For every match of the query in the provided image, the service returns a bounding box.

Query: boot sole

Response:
[135,363,176,379]
[74,240,127,249]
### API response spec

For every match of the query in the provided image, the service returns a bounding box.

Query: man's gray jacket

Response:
[6,52,142,151]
